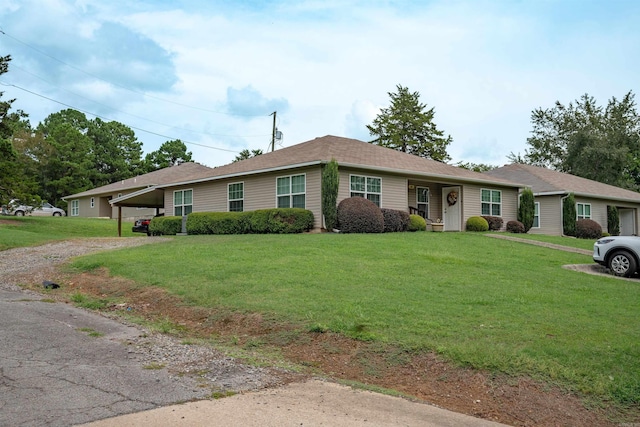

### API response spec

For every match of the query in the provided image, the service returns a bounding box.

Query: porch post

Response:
[117,206,122,237]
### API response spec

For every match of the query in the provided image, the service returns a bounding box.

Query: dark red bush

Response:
[337,197,384,233]
[482,216,504,231]
[506,220,525,233]
[381,208,410,232]
[575,219,602,239]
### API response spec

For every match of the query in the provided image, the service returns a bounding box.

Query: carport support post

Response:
[117,206,122,237]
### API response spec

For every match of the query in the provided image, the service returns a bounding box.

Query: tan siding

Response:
[530,196,562,235]
[461,184,518,231]
[338,168,408,210]
[575,196,607,229]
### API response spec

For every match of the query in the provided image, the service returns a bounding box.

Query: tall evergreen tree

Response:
[518,188,535,233]
[143,139,193,172]
[367,85,452,162]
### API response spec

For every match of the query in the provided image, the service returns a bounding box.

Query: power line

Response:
[1,29,270,118]
[9,64,270,139]
[1,81,241,154]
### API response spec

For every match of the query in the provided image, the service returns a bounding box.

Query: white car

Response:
[4,200,66,217]
[593,236,640,277]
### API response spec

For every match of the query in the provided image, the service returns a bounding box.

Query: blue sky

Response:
[1,0,638,168]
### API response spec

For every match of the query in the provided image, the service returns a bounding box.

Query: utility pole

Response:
[270,111,277,152]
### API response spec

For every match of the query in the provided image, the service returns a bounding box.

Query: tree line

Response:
[0,56,192,208]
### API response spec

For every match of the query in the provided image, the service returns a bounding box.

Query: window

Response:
[350,175,381,207]
[228,182,244,212]
[577,203,591,220]
[416,187,429,219]
[481,189,501,216]
[533,202,540,228]
[90,197,94,208]
[277,174,306,208]
[70,200,79,216]
[174,189,193,216]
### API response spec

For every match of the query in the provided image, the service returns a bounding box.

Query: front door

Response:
[442,186,461,231]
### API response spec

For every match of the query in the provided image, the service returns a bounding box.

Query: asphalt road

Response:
[0,289,211,427]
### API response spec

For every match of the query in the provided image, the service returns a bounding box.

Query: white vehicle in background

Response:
[593,236,640,277]
[2,200,66,217]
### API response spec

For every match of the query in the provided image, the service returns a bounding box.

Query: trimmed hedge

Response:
[481,216,503,231]
[187,209,314,235]
[506,220,525,233]
[466,216,489,232]
[149,215,183,236]
[575,218,602,239]
[381,208,410,232]
[337,197,384,233]
[408,214,426,232]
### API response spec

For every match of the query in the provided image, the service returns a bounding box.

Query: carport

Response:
[109,187,165,236]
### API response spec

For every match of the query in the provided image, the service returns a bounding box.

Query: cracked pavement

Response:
[0,289,212,427]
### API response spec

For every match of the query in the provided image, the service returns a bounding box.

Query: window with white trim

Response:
[174,189,193,216]
[481,189,501,216]
[577,203,591,220]
[416,187,429,219]
[71,200,79,216]
[533,202,540,228]
[277,174,306,208]
[228,182,244,212]
[350,175,381,207]
[90,197,95,208]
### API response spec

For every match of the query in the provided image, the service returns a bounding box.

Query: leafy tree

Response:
[521,92,640,189]
[88,118,143,186]
[367,84,452,162]
[518,188,535,233]
[563,193,577,236]
[233,148,263,163]
[454,161,497,172]
[607,205,620,236]
[144,139,193,172]
[322,159,339,230]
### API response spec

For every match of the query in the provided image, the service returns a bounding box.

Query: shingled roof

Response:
[484,163,640,202]
[157,135,520,188]
[63,162,215,199]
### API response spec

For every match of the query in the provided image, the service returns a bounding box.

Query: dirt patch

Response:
[35,267,637,427]
[0,219,22,226]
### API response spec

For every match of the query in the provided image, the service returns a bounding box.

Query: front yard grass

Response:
[69,232,639,407]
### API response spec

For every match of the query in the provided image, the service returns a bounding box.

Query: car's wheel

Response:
[608,251,637,277]
[14,210,25,217]
[53,212,61,217]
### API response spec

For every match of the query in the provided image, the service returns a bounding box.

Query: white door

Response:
[619,209,635,235]
[442,186,461,231]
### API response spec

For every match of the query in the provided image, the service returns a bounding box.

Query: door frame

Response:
[441,186,461,231]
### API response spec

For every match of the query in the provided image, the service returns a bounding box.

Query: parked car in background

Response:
[2,200,66,217]
[132,213,164,236]
[593,235,640,277]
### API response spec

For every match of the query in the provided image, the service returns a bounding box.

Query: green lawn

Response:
[68,232,640,406]
[0,216,138,250]
[496,232,598,250]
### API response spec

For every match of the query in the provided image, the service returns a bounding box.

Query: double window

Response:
[228,182,244,212]
[481,189,501,216]
[350,175,381,207]
[174,189,193,216]
[277,174,306,208]
[70,200,79,216]
[577,203,591,220]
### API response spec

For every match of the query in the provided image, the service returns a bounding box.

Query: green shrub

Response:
[149,216,183,235]
[563,193,576,236]
[187,212,251,235]
[607,206,620,236]
[249,209,314,234]
[408,214,426,232]
[337,197,384,233]
[481,215,503,231]
[575,218,602,239]
[466,216,489,232]
[322,159,339,230]
[381,208,409,232]
[518,188,535,232]
[506,220,525,233]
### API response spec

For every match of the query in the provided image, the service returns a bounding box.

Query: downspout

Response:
[560,193,569,237]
